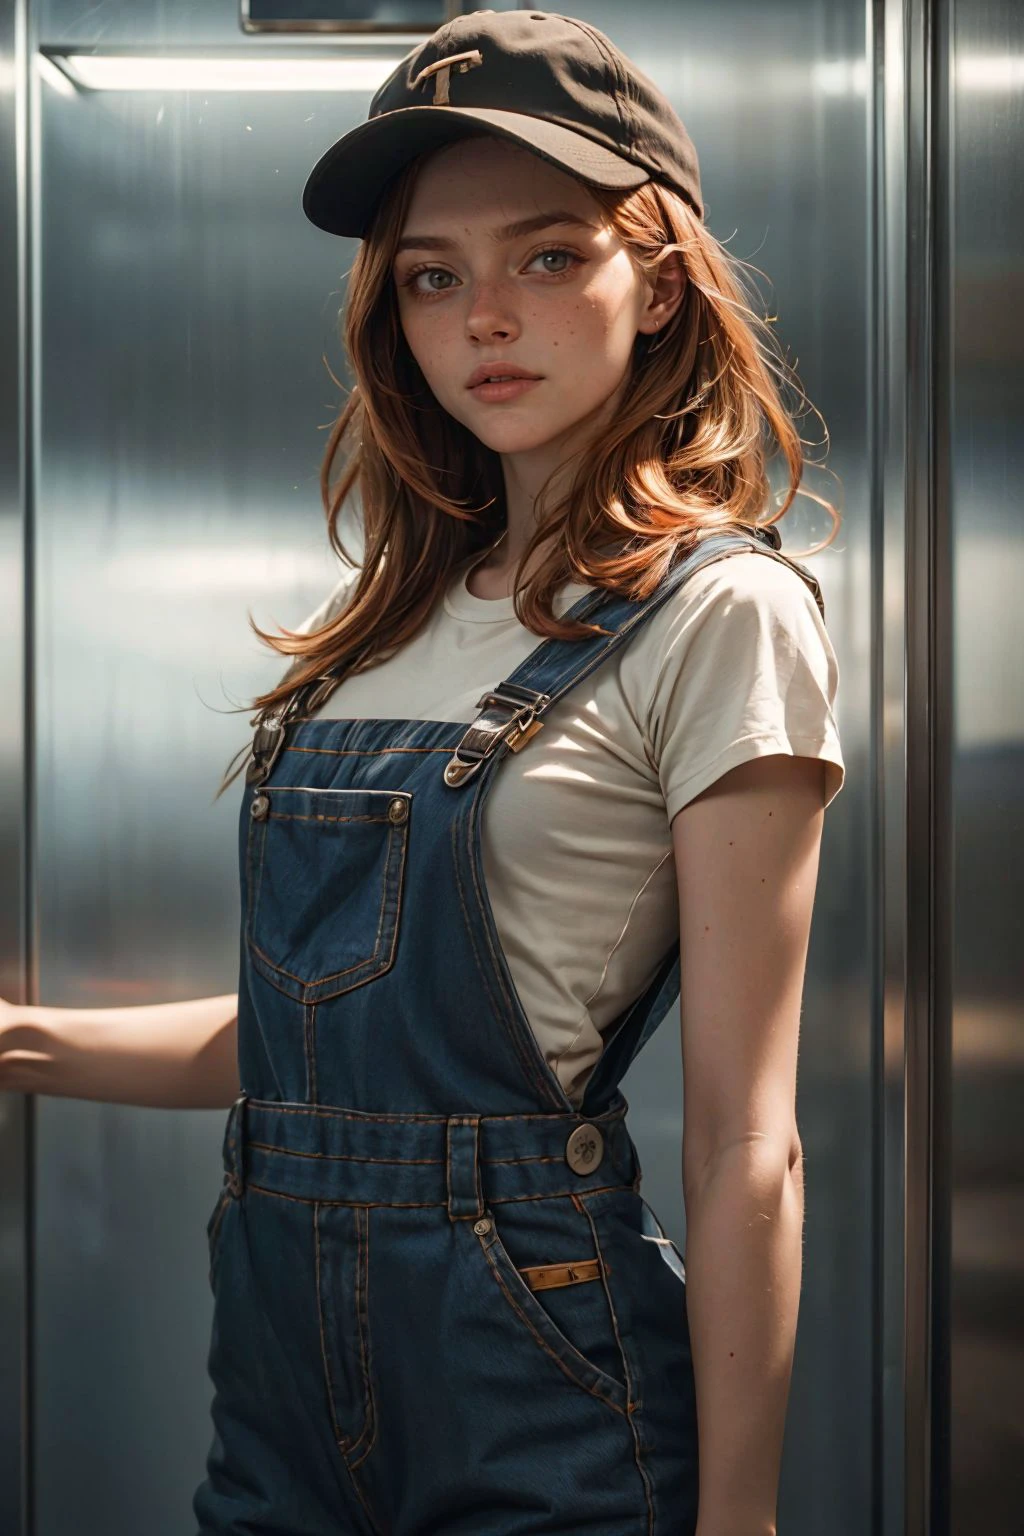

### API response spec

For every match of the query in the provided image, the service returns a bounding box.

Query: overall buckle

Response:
[443,686,550,788]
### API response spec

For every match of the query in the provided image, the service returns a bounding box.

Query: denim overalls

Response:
[193,526,823,1536]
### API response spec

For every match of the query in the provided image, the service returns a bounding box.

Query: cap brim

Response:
[301,106,651,238]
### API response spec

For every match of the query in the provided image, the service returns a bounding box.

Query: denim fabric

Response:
[192,531,771,1535]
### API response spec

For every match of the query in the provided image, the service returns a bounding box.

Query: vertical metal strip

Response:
[0,2,30,1534]
[874,0,948,1532]
[873,9,908,1532]
[899,0,951,1530]
[927,0,954,1527]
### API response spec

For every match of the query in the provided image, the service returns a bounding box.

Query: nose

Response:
[464,281,521,347]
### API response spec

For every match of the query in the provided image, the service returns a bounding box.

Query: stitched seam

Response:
[243,1098,628,1126]
[553,849,676,1076]
[244,1181,633,1208]
[246,811,268,945]
[385,816,407,971]
[286,743,453,755]
[344,1208,379,1469]
[564,17,630,141]
[575,1193,656,1533]
[304,1002,317,1104]
[266,811,391,824]
[315,1202,355,1454]
[242,1143,620,1168]
[250,936,382,987]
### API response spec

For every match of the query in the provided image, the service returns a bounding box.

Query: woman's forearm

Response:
[684,1139,804,1536]
[0,994,241,1109]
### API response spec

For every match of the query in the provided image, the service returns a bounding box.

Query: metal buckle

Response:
[245,670,337,788]
[245,716,286,785]
[745,521,782,550]
[443,687,550,788]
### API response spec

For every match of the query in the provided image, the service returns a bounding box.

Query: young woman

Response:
[0,12,845,1536]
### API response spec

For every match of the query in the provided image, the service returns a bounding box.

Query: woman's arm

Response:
[671,751,826,1536]
[0,993,241,1109]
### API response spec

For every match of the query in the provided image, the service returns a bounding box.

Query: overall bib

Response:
[193,526,823,1536]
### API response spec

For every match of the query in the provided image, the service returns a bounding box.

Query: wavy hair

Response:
[216,135,840,798]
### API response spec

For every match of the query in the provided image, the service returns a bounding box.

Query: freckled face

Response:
[392,136,653,456]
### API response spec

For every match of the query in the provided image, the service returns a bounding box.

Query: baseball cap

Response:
[301,9,703,238]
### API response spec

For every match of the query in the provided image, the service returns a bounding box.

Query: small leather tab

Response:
[518,1258,603,1291]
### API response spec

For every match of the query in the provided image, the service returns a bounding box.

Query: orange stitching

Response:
[249,935,378,985]
[243,1180,632,1208]
[286,743,453,756]
[242,1097,628,1127]
[315,1202,355,1454]
[247,1141,443,1165]
[576,1194,655,1531]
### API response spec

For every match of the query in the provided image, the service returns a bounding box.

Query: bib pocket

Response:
[246,786,411,1004]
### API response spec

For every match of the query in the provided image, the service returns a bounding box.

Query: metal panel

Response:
[9,1,945,1533]
[946,1,1024,1529]
[0,0,30,1530]
[876,2,912,1528]
[241,0,455,33]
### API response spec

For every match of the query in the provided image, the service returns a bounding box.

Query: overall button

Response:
[250,793,270,821]
[388,796,409,824]
[473,1218,492,1235]
[565,1123,604,1175]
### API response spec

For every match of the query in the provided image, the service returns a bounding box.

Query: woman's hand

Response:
[0,993,241,1107]
[0,992,34,1093]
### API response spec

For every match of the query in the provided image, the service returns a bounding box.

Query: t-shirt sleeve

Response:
[644,551,846,821]
[290,564,361,638]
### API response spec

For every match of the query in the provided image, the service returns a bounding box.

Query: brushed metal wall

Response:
[2,1,1014,1533]
[0,2,29,1533]
[945,0,1024,1528]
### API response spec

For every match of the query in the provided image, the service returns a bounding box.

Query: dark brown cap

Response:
[302,9,703,237]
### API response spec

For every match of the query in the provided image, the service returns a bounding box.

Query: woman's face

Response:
[392,135,661,460]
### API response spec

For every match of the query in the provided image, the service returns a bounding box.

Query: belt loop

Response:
[445,1116,484,1222]
[222,1092,247,1196]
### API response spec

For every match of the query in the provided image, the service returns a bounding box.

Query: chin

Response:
[457,413,574,454]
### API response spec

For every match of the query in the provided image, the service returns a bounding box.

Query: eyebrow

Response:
[394,210,598,255]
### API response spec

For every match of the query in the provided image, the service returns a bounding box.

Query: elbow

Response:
[683,1127,804,1207]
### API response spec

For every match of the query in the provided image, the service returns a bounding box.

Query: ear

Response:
[636,251,687,338]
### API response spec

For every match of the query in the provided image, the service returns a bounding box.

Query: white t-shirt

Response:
[286,544,845,1107]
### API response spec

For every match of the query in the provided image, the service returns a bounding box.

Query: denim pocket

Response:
[474,1204,630,1414]
[246,786,411,1003]
[205,1183,233,1287]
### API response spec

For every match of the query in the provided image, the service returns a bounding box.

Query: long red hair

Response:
[216,138,840,799]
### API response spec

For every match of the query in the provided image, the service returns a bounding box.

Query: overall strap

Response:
[442,524,822,790]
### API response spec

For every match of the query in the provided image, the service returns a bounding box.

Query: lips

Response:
[466,364,542,389]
